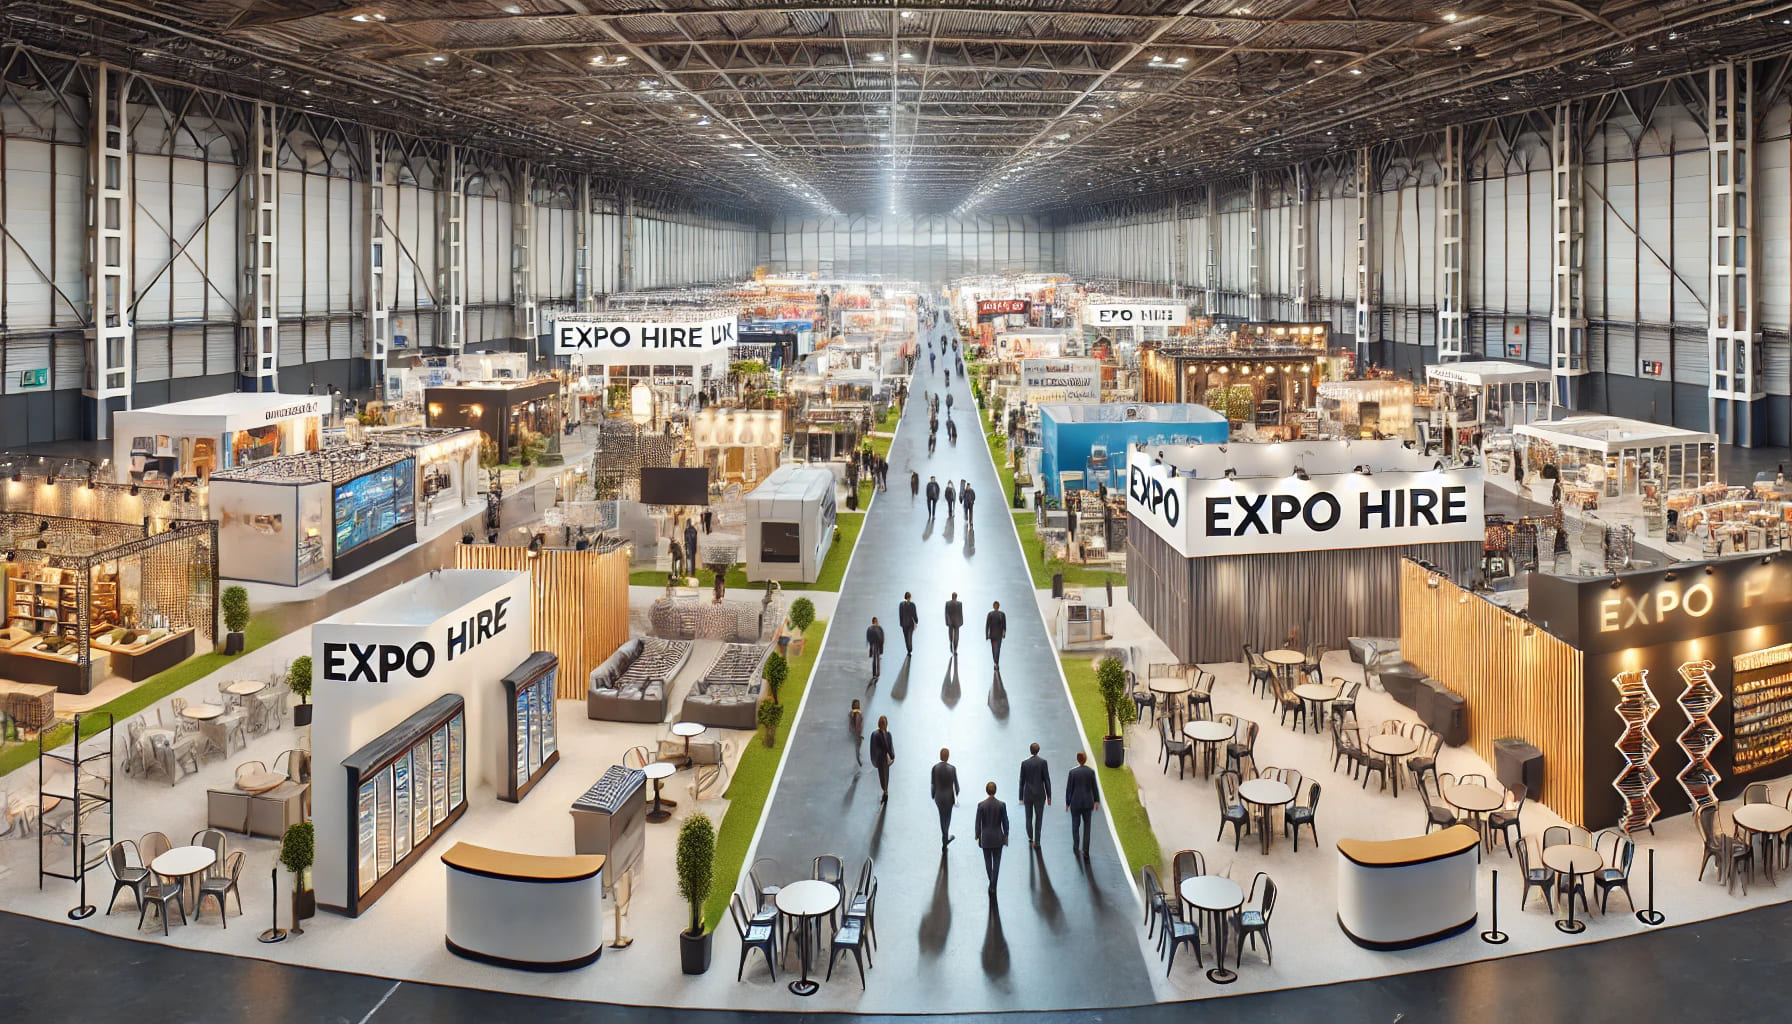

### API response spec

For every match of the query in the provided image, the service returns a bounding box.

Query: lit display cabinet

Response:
[1731,643,1792,776]
[341,694,467,917]
[500,652,560,802]
[1675,660,1721,811]
[1611,669,1660,834]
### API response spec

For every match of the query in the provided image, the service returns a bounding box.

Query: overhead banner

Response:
[1086,304,1188,328]
[977,299,1031,321]
[551,317,738,364]
[1020,358,1101,402]
[1126,454,1484,557]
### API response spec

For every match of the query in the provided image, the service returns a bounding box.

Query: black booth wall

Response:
[1127,513,1480,664]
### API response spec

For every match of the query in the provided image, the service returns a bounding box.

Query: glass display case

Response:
[341,694,468,917]
[500,652,561,802]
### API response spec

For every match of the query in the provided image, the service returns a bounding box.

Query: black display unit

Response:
[639,467,710,506]
[500,652,561,802]
[337,694,467,917]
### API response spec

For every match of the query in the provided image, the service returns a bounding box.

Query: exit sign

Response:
[1642,361,1664,377]
[15,368,47,389]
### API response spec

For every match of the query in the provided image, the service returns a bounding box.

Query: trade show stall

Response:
[690,407,782,485]
[1038,403,1228,497]
[1138,342,1325,435]
[361,427,483,518]
[1316,379,1415,439]
[425,379,562,465]
[112,393,325,484]
[1424,361,1552,433]
[385,353,529,406]
[1513,415,1719,503]
[744,465,836,584]
[209,446,416,586]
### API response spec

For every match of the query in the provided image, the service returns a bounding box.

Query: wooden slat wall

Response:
[1399,560,1588,824]
[453,546,630,700]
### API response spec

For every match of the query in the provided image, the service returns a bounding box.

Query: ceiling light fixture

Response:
[1443,11,1459,22]
[502,3,525,12]
[430,54,447,63]
[871,52,887,62]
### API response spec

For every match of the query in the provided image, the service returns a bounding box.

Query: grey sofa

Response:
[587,637,691,723]
[678,642,771,729]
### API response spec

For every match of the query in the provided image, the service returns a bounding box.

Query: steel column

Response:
[1354,147,1374,364]
[619,182,636,296]
[242,101,279,392]
[1246,171,1263,322]
[85,63,133,435]
[574,173,592,309]
[1292,165,1310,322]
[1203,187,1218,316]
[438,146,466,353]
[1550,103,1588,407]
[364,130,390,399]
[1708,62,1762,446]
[1437,125,1465,362]
[513,161,537,345]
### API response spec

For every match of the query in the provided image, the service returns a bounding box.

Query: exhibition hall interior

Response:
[5,2,1792,1021]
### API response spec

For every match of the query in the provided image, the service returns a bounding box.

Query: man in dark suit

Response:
[683,518,699,572]
[898,592,919,655]
[943,481,956,518]
[869,716,894,803]
[974,781,1010,894]
[961,484,976,526]
[1065,751,1100,857]
[944,593,964,655]
[930,748,960,846]
[926,476,941,517]
[865,616,885,683]
[1018,742,1050,848]
[985,600,1007,669]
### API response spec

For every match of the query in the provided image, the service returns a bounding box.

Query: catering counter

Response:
[442,842,606,971]
[1335,825,1479,950]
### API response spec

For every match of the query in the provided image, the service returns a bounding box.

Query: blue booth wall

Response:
[1039,416,1229,495]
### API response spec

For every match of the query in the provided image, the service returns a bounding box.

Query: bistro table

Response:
[1541,844,1604,933]
[1238,779,1293,854]
[1444,784,1504,850]
[1291,682,1340,732]
[1148,673,1192,725]
[669,721,707,767]
[224,680,265,698]
[1263,649,1305,687]
[151,845,216,907]
[180,703,223,722]
[235,771,286,795]
[642,761,678,823]
[1182,720,1233,777]
[1732,803,1792,883]
[1365,734,1419,797]
[776,878,842,996]
[1178,875,1244,984]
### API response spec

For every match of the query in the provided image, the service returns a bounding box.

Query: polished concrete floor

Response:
[742,329,1153,1011]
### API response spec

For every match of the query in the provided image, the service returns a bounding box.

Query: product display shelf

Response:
[1674,659,1722,810]
[1611,669,1660,834]
[6,572,116,640]
[1731,643,1792,776]
[39,711,114,889]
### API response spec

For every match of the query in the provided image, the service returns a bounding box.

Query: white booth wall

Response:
[112,394,326,483]
[210,478,332,586]
[744,465,837,583]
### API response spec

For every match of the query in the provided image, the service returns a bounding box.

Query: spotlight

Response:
[1426,574,1441,589]
[162,491,172,503]
[1224,467,1238,479]
[1610,578,1621,589]
[35,540,47,549]
[1664,571,1677,582]
[1294,465,1309,481]
[3,552,11,562]
[1433,460,1444,471]
[1705,565,1715,576]
[1356,464,1372,476]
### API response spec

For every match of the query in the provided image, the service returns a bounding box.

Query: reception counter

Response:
[442,843,606,971]
[1336,825,1479,950]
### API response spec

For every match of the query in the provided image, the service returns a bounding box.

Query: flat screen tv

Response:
[639,467,709,506]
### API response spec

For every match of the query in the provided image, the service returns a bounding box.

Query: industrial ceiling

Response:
[5,1,1791,216]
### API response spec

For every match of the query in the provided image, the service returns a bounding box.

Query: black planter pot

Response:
[223,631,245,655]
[1103,735,1125,769]
[679,929,712,975]
[291,889,315,935]
[293,704,313,728]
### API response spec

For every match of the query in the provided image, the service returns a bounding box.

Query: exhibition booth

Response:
[360,427,484,517]
[1137,335,1327,435]
[690,408,782,485]
[385,352,530,406]
[1511,415,1720,502]
[744,465,836,584]
[1316,379,1416,440]
[209,446,417,585]
[1126,439,1484,662]
[425,379,563,465]
[1423,360,1553,434]
[113,393,326,484]
[1038,403,1227,497]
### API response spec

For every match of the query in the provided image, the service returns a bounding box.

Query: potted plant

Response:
[762,651,789,704]
[288,655,313,728]
[220,585,250,654]
[1096,654,1136,768]
[280,821,315,934]
[676,812,716,974]
[787,597,815,658]
[756,699,785,748]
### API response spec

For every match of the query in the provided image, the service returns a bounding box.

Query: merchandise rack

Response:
[38,711,114,888]
[1675,660,1721,811]
[1731,643,1792,776]
[1611,669,1660,834]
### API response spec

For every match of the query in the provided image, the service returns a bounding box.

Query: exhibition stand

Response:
[1512,415,1719,501]
[744,465,837,584]
[361,427,483,518]
[112,393,326,484]
[1137,325,1331,433]
[209,446,418,585]
[425,379,563,466]
[1038,403,1227,497]
[1423,361,1553,435]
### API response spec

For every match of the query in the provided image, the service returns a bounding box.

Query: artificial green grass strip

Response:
[626,510,864,593]
[702,617,828,932]
[1059,654,1162,878]
[0,617,281,778]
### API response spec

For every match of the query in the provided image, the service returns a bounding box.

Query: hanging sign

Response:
[977,299,1030,321]
[1019,358,1101,402]
[551,317,738,364]
[1085,304,1188,327]
[1127,454,1484,557]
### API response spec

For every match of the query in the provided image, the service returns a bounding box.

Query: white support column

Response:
[1172,194,1188,298]
[1708,61,1761,446]
[438,145,466,353]
[1292,165,1310,322]
[364,130,390,399]
[243,101,279,393]
[573,173,593,310]
[85,63,132,435]
[1354,147,1375,364]
[1246,171,1263,322]
[618,182,635,295]
[512,162,537,345]
[1550,103,1588,407]
[1203,186,1219,317]
[1437,125,1465,362]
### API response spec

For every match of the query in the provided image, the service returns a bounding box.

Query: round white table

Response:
[776,879,842,996]
[1149,675,1192,724]
[1238,779,1293,854]
[1541,844,1604,933]
[1445,784,1504,848]
[224,680,265,697]
[1733,804,1792,882]
[1366,734,1418,796]
[1178,875,1244,984]
[1292,682,1340,732]
[1263,649,1305,668]
[642,761,678,822]
[670,721,706,766]
[151,845,216,906]
[180,704,223,721]
[1183,720,1233,776]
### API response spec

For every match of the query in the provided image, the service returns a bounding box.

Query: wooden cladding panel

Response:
[453,546,630,700]
[1398,561,1587,824]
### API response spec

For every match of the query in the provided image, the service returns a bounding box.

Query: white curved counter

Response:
[1335,825,1479,950]
[442,842,606,971]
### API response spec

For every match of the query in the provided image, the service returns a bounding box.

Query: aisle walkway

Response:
[745,326,1152,1011]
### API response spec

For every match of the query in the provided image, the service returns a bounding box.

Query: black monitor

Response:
[639,467,709,506]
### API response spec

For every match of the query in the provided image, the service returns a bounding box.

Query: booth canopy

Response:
[1425,361,1552,388]
[113,392,325,436]
[1514,415,1717,454]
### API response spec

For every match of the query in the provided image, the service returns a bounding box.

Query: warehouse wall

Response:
[0,53,760,445]
[764,214,1055,285]
[1052,78,1792,446]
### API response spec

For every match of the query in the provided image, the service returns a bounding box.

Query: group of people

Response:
[920,475,976,525]
[848,446,889,493]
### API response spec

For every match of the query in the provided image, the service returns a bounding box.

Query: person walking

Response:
[1065,751,1100,857]
[869,716,895,803]
[945,592,964,655]
[1018,743,1051,848]
[986,600,1007,669]
[926,476,941,517]
[974,781,1010,894]
[947,418,958,445]
[849,700,864,766]
[701,508,713,534]
[898,592,919,656]
[931,749,960,846]
[668,537,684,578]
[683,518,699,575]
[910,470,920,500]
[961,483,976,526]
[944,480,956,518]
[946,391,954,413]
[929,351,937,374]
[928,427,937,455]
[866,616,885,684]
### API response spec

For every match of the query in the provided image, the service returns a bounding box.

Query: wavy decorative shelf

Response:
[1612,669,1660,834]
[1675,659,1721,812]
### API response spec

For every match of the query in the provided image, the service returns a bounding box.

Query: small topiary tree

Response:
[762,651,789,704]
[287,655,313,705]
[221,586,251,635]
[279,820,315,892]
[677,813,716,936]
[1097,655,1135,740]
[757,700,785,748]
[788,596,816,635]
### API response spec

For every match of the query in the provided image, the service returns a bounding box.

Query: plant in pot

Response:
[676,812,716,974]
[1096,654,1136,768]
[762,651,789,704]
[279,821,315,934]
[757,699,785,748]
[288,655,313,729]
[787,597,815,657]
[220,585,250,654]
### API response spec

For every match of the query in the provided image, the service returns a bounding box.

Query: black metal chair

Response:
[1329,678,1360,721]
[104,840,150,915]
[1356,743,1389,792]
[138,877,186,935]
[1171,849,1205,895]
[195,850,244,927]
[1419,777,1456,833]
[1517,838,1554,913]
[1130,669,1156,724]
[1159,718,1193,779]
[1285,781,1321,851]
[1225,719,1258,778]
[1216,772,1251,850]
[730,893,778,982]
[1232,873,1277,966]
[1488,784,1526,857]
[1187,670,1215,721]
[1274,674,1306,731]
[1596,837,1636,912]
[846,878,878,951]
[1140,864,1173,942]
[1249,665,1274,701]
[824,915,872,989]
[1162,905,1203,975]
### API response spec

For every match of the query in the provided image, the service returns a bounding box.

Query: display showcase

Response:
[112,393,326,485]
[1730,644,1792,775]
[1513,415,1719,499]
[425,379,563,465]
[499,652,560,802]
[341,693,468,917]
[210,446,419,585]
